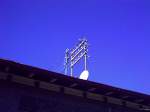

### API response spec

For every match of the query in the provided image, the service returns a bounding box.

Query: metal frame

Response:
[64,48,70,75]
[64,38,88,77]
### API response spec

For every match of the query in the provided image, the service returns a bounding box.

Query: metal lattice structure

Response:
[64,38,89,77]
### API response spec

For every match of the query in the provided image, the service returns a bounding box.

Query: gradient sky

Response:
[0,0,150,94]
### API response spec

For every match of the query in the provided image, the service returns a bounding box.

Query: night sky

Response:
[0,0,150,94]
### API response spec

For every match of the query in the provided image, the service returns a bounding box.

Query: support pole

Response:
[84,53,87,70]
[64,48,69,75]
[71,66,73,77]
[84,41,88,71]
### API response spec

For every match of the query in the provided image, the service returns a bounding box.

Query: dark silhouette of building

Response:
[0,59,150,112]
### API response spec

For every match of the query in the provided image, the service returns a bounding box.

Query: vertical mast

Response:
[64,48,69,75]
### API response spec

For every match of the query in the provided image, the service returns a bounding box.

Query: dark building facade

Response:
[0,59,150,112]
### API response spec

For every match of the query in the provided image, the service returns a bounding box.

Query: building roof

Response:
[0,58,150,107]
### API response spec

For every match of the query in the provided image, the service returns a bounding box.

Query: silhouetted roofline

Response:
[0,58,150,107]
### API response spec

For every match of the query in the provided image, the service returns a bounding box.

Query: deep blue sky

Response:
[0,0,150,94]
